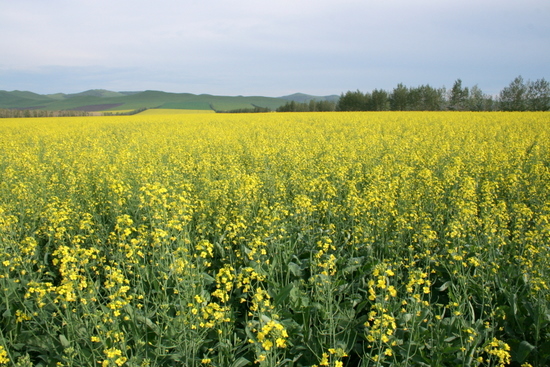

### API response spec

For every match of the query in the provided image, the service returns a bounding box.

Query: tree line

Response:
[276,99,337,112]
[103,107,148,116]
[336,76,549,112]
[218,101,338,113]
[0,109,91,118]
[217,106,272,113]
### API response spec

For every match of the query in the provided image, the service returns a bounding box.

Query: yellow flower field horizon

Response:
[0,111,549,366]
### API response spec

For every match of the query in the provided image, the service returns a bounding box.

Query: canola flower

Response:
[483,338,512,367]
[0,112,549,366]
[0,346,9,365]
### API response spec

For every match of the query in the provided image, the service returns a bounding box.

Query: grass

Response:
[158,102,214,110]
[100,110,136,114]
[137,109,216,115]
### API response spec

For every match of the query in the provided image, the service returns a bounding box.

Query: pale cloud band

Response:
[1,0,548,96]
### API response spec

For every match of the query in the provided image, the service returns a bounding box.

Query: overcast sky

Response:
[1,0,549,96]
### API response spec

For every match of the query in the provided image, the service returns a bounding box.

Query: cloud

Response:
[1,0,548,95]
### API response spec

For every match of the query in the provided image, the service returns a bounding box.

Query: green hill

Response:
[65,89,127,99]
[0,91,54,109]
[8,90,52,101]
[0,89,339,112]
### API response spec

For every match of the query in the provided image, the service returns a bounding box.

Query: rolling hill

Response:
[0,89,339,112]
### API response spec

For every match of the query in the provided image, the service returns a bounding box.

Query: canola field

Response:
[0,112,549,367]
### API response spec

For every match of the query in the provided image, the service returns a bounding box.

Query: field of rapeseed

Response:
[0,112,549,367]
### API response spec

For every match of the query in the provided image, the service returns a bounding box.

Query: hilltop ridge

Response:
[0,89,338,112]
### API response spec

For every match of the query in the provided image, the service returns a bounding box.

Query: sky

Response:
[1,0,549,97]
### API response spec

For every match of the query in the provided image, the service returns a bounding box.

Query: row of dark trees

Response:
[218,106,272,113]
[276,99,337,112]
[337,76,549,112]
[220,100,339,113]
[103,107,148,116]
[498,76,550,111]
[0,109,91,118]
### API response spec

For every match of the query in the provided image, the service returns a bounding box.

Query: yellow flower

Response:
[262,340,273,351]
[0,346,9,364]
[483,338,511,367]
[319,353,329,366]
[104,347,122,359]
[15,309,31,322]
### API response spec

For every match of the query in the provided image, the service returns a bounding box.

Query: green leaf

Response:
[260,314,272,323]
[539,341,550,358]
[202,272,215,285]
[342,256,364,274]
[290,286,310,308]
[401,313,414,323]
[274,283,293,306]
[513,340,535,363]
[437,281,451,292]
[288,262,302,277]
[59,334,70,348]
[444,336,457,343]
[231,357,251,367]
[12,343,26,351]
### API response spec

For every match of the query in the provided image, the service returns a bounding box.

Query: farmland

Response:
[0,112,549,366]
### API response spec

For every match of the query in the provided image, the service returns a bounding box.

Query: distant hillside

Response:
[64,89,127,98]
[0,90,54,109]
[0,89,340,112]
